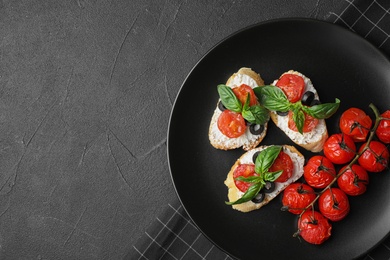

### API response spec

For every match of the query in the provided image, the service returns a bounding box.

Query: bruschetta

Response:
[257,70,340,153]
[209,68,269,151]
[225,145,304,212]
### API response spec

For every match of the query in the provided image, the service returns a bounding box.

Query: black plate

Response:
[167,19,390,260]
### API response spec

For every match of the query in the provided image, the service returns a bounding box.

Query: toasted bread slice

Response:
[209,68,268,151]
[270,70,328,153]
[225,145,304,213]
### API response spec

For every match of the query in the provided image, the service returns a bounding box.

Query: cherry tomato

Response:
[376,110,390,143]
[340,108,372,142]
[303,155,336,189]
[288,111,319,133]
[232,84,258,106]
[323,133,356,164]
[275,73,305,103]
[358,141,389,172]
[268,151,293,183]
[217,110,247,138]
[337,164,369,196]
[282,183,316,214]
[297,210,332,245]
[318,188,350,222]
[233,164,257,192]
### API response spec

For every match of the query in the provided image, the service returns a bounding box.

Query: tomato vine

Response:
[292,103,390,243]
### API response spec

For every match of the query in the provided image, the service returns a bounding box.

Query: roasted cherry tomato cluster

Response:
[283,106,390,245]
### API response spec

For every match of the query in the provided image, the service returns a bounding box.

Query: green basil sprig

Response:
[226,146,283,205]
[217,84,269,125]
[254,85,340,134]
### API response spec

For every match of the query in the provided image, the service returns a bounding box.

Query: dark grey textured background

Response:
[0,0,361,259]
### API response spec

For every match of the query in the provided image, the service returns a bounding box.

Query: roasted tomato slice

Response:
[297,210,332,245]
[282,183,316,214]
[268,151,293,183]
[288,111,319,133]
[275,73,305,103]
[340,107,372,142]
[232,84,258,106]
[217,110,247,138]
[233,164,257,192]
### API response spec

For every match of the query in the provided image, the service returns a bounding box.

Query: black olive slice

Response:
[218,101,226,111]
[249,124,264,135]
[252,151,260,164]
[251,191,266,203]
[310,99,321,106]
[301,91,315,106]
[263,181,276,193]
[277,111,289,116]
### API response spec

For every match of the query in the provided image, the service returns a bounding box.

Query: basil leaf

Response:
[258,85,291,112]
[243,93,250,111]
[235,175,262,184]
[217,84,242,112]
[252,86,265,106]
[242,93,254,122]
[303,98,340,119]
[264,170,283,182]
[242,109,255,124]
[242,105,269,125]
[293,109,305,134]
[251,105,270,125]
[225,182,263,205]
[252,86,262,99]
[255,146,282,174]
